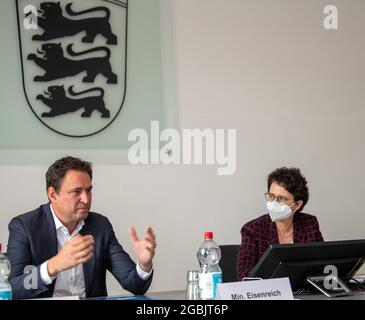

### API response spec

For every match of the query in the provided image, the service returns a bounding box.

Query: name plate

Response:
[215,278,294,300]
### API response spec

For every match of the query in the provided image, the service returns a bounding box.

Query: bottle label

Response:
[198,272,222,300]
[0,290,12,300]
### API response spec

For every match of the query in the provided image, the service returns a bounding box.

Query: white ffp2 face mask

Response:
[266,200,294,222]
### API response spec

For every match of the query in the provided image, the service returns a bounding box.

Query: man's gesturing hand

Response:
[129,226,156,273]
[47,234,94,277]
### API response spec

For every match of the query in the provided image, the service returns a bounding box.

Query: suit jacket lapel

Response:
[266,215,279,245]
[293,213,306,243]
[79,220,95,296]
[43,203,59,259]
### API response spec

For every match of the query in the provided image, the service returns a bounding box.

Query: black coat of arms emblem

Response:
[16,0,127,137]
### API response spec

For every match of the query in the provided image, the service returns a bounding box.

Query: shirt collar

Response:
[49,203,85,235]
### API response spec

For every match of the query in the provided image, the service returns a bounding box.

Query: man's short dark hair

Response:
[267,167,309,211]
[46,156,92,193]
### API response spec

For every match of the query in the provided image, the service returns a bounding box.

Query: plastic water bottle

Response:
[197,232,222,300]
[0,244,12,300]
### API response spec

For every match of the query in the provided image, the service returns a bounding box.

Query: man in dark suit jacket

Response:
[7,156,156,299]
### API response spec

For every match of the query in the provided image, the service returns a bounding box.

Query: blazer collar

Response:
[79,215,95,297]
[266,215,279,245]
[43,203,59,259]
[293,213,306,243]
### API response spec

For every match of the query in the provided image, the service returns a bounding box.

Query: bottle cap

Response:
[204,232,213,239]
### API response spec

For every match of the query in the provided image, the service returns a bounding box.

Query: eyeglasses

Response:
[264,193,291,205]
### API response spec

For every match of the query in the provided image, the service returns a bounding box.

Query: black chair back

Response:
[219,244,240,283]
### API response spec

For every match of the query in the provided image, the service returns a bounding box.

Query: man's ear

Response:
[47,187,58,203]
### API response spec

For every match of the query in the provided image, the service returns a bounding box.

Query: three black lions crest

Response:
[17,0,127,137]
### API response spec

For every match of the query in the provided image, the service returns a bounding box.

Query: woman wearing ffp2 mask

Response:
[236,167,324,281]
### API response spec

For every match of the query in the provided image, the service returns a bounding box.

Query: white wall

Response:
[1,0,365,294]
